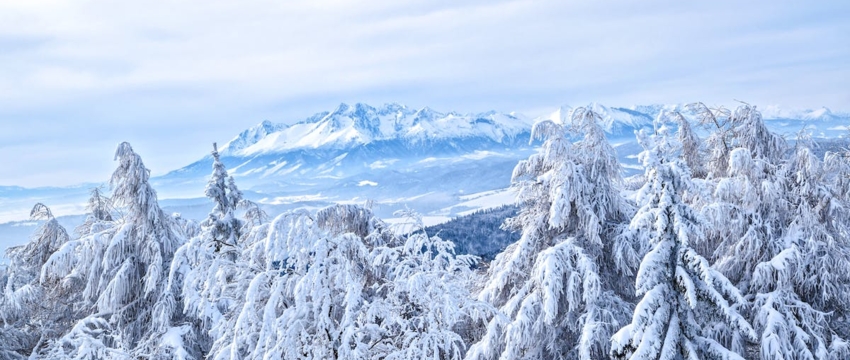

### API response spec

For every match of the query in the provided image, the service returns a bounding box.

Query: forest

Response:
[2,102,850,360]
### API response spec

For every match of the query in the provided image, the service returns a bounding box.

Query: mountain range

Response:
[2,102,848,256]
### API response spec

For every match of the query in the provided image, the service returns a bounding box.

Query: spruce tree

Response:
[468,107,636,360]
[157,143,258,359]
[39,142,184,358]
[611,122,755,360]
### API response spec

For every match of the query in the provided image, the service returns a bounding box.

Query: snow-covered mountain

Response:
[761,105,848,122]
[152,102,541,220]
[221,103,533,156]
[151,102,674,221]
[2,102,848,257]
[150,101,850,221]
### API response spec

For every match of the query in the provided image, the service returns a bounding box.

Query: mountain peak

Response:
[220,102,533,156]
[379,102,409,115]
[333,102,351,114]
[221,119,286,154]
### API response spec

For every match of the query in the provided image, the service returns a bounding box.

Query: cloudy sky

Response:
[1,0,848,187]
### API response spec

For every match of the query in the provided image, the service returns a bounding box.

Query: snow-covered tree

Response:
[74,187,114,238]
[745,136,850,359]
[360,209,490,359]
[1,203,72,358]
[671,111,706,179]
[729,104,786,167]
[691,103,850,359]
[690,105,790,357]
[611,123,756,360]
[39,142,184,358]
[468,107,636,360]
[688,102,732,179]
[687,102,786,181]
[155,143,260,359]
[204,203,486,360]
[707,147,785,285]
[0,279,31,359]
[700,103,786,271]
[206,206,377,359]
[1,259,31,359]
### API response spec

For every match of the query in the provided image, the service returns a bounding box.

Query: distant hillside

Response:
[425,205,520,261]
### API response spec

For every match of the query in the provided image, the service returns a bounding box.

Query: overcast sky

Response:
[0,0,848,187]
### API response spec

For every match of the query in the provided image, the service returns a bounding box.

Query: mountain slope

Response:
[220,103,533,156]
[155,101,849,219]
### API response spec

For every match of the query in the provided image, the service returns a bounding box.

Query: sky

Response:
[0,0,848,187]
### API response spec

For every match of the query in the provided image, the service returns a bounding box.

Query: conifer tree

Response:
[1,203,71,358]
[363,209,490,360]
[611,123,756,360]
[744,136,850,359]
[468,107,637,360]
[39,142,183,358]
[74,187,114,238]
[156,143,259,359]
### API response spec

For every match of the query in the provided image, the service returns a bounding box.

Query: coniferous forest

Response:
[2,103,850,359]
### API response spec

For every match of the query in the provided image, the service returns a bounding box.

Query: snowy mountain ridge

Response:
[222,101,848,158]
[760,105,848,121]
[147,100,850,223]
[221,102,535,156]
[2,101,848,262]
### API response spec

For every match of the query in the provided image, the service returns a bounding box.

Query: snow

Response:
[462,150,502,160]
[3,103,850,360]
[161,326,189,351]
[258,194,327,205]
[368,159,398,169]
[222,102,533,156]
[451,188,516,216]
[761,105,843,120]
[383,215,452,227]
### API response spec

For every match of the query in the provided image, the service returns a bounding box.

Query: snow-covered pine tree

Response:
[361,209,490,359]
[207,206,376,359]
[204,203,485,360]
[39,142,184,359]
[1,203,71,358]
[74,187,114,238]
[156,143,259,359]
[729,104,786,167]
[745,135,850,359]
[468,107,637,360]
[611,121,756,360]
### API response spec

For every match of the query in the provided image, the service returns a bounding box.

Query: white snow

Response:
[221,103,533,156]
[383,215,452,227]
[368,159,399,169]
[258,193,327,205]
[445,188,516,216]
